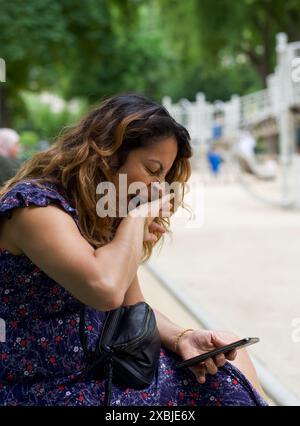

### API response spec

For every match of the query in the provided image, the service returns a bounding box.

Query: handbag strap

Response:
[104,358,114,406]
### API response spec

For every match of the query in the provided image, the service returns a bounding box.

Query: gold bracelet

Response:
[174,328,194,353]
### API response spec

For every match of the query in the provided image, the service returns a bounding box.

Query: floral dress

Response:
[0,179,269,406]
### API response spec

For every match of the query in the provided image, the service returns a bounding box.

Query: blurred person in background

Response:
[0,128,22,187]
[237,128,256,160]
[207,143,223,179]
[211,112,224,142]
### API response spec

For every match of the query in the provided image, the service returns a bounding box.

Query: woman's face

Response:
[112,136,178,207]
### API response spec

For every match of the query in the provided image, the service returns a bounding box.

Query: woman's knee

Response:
[215,330,267,400]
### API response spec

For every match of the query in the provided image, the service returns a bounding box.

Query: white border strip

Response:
[145,262,300,406]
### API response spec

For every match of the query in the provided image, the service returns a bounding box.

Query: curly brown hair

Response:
[0,92,193,262]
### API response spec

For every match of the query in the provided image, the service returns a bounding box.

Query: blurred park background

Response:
[1,0,300,405]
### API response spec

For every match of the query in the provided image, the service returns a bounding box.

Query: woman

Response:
[0,93,268,406]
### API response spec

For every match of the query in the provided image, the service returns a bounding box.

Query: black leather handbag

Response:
[79,301,161,406]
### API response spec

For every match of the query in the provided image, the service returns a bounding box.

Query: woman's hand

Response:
[143,182,173,244]
[177,329,238,384]
[129,187,173,244]
[144,221,167,244]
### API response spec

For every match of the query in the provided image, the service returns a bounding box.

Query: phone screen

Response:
[175,337,259,369]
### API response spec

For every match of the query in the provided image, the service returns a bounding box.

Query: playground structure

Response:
[162,33,300,208]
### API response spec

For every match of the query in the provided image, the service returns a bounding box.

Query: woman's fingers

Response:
[197,368,206,384]
[193,352,232,384]
[159,204,172,217]
[129,193,173,219]
[156,193,174,215]
[144,232,158,243]
[214,353,226,367]
[194,356,221,383]
[192,355,228,384]
[144,220,166,243]
[158,198,173,218]
[148,222,166,234]
[137,192,173,243]
[146,193,174,219]
[191,363,207,384]
[225,349,237,361]
[204,357,218,375]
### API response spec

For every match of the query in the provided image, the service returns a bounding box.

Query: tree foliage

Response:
[0,0,300,128]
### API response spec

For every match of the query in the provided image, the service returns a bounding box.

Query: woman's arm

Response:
[152,309,191,356]
[9,205,146,311]
[8,193,172,311]
[123,273,190,356]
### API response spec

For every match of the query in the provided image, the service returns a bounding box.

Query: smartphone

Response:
[175,337,260,369]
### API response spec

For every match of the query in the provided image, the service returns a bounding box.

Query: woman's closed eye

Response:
[145,166,160,177]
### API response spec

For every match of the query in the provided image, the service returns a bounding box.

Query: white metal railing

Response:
[162,33,300,145]
[290,45,300,105]
[240,89,271,126]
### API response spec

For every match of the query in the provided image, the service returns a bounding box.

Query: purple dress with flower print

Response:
[0,179,268,406]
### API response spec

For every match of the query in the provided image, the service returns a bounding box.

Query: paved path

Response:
[139,265,202,330]
[144,170,300,399]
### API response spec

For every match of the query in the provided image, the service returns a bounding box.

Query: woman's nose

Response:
[148,181,164,200]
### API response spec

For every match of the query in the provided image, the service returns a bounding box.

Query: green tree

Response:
[0,0,67,126]
[157,0,300,91]
[0,0,173,127]
[185,0,300,84]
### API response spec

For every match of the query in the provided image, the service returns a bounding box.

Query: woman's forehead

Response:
[134,137,178,160]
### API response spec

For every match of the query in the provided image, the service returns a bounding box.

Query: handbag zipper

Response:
[113,305,155,350]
